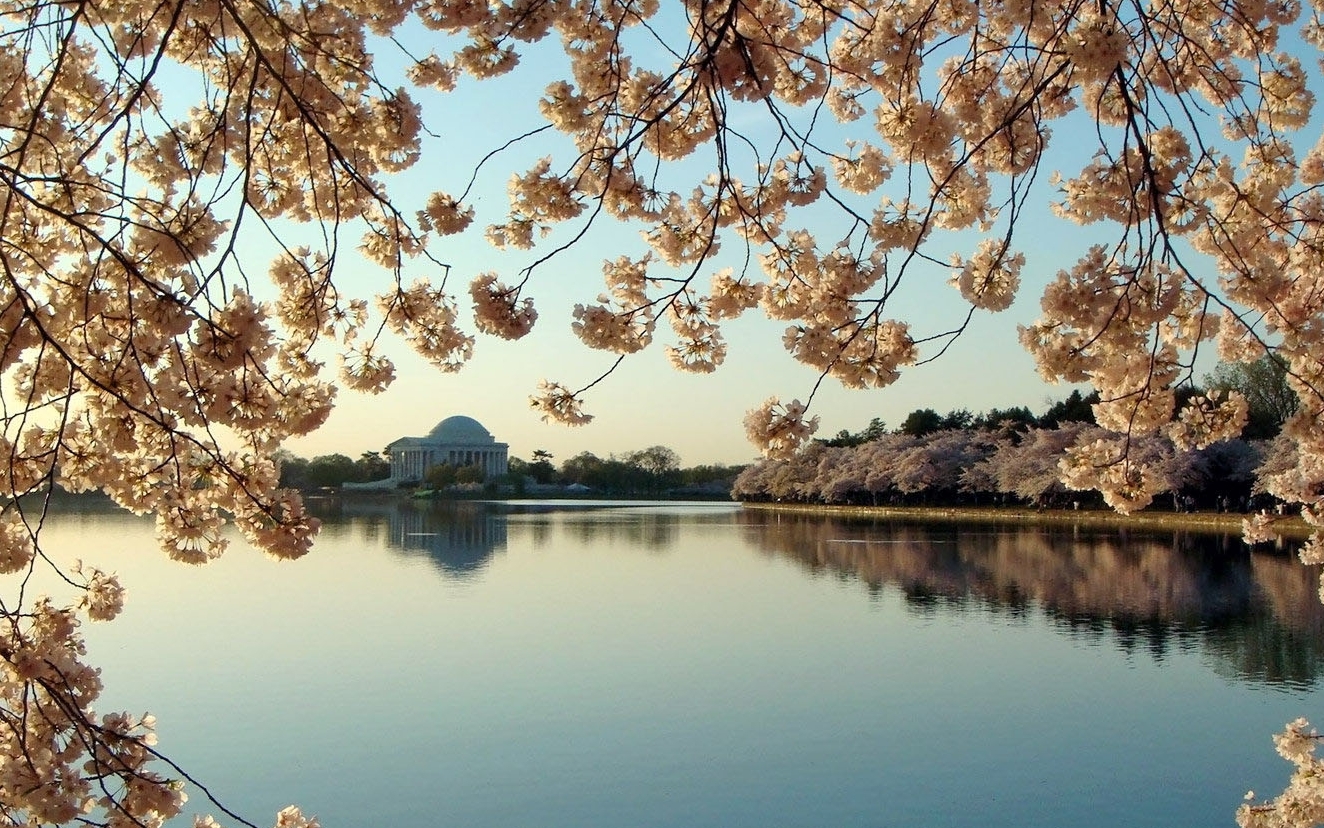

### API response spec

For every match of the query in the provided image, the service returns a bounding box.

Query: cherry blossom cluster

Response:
[0,592,186,827]
[529,380,595,426]
[1017,246,1256,512]
[420,191,476,236]
[743,398,820,460]
[571,301,655,354]
[950,241,1024,313]
[1238,719,1324,828]
[1059,436,1171,514]
[665,294,728,373]
[0,0,453,816]
[378,279,475,371]
[423,0,1324,500]
[1168,391,1250,451]
[470,273,539,340]
[6,0,1324,822]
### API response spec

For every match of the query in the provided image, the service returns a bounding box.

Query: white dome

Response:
[427,415,494,444]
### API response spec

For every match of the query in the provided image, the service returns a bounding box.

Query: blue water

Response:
[39,499,1323,828]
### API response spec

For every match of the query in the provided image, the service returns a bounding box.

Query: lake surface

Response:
[34,499,1324,828]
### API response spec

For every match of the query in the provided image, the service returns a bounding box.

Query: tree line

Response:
[284,357,1292,505]
[532,448,745,497]
[277,445,747,498]
[735,359,1296,513]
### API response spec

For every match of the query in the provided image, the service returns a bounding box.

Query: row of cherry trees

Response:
[734,422,1269,513]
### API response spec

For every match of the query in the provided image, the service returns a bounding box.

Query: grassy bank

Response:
[739,501,1315,539]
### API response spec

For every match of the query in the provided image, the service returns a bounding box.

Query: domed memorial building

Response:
[385,416,509,482]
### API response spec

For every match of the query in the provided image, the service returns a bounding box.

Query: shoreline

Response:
[738,501,1315,539]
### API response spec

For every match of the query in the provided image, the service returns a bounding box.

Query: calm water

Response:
[33,499,1324,828]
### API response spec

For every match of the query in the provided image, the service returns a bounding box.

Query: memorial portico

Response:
[385,416,509,482]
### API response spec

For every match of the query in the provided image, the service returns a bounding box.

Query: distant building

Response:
[386,416,509,482]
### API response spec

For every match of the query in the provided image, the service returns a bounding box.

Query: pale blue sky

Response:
[281,28,1171,467]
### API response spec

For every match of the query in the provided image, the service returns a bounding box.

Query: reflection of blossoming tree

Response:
[3,0,1324,824]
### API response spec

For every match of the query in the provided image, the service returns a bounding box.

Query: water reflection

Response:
[739,511,1324,688]
[496,501,737,552]
[310,497,507,579]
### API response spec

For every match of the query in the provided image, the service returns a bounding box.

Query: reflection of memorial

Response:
[739,511,1324,687]
[327,499,506,579]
